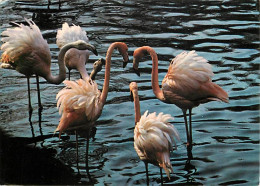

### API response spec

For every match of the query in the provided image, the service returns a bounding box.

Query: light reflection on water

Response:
[0,0,259,185]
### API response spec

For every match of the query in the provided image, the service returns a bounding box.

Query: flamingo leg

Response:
[145,162,149,185]
[86,132,91,179]
[68,70,71,80]
[183,110,190,147]
[27,76,33,114]
[75,131,79,165]
[189,108,192,147]
[160,167,163,185]
[36,75,43,111]
[75,130,80,173]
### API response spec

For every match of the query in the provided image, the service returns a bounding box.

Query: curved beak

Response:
[93,48,98,56]
[130,90,133,102]
[100,58,106,65]
[123,59,129,68]
[133,67,140,77]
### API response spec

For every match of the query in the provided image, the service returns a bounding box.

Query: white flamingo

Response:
[130,82,180,184]
[56,22,98,80]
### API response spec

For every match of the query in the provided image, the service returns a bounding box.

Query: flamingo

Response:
[0,19,97,113]
[130,82,179,184]
[56,22,98,80]
[132,46,229,149]
[55,42,129,175]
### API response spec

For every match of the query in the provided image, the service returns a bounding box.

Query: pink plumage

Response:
[56,79,101,136]
[133,46,229,149]
[1,19,51,76]
[162,50,228,110]
[56,22,94,80]
[134,111,179,179]
[56,22,89,48]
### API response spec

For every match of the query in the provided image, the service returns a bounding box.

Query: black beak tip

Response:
[134,68,140,77]
[100,58,106,65]
[123,60,129,68]
[93,49,98,56]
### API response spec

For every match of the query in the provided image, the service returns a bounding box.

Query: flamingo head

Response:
[71,40,98,56]
[90,58,105,80]
[117,43,129,68]
[129,82,138,102]
[132,47,148,76]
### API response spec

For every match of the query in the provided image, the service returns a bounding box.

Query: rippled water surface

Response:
[0,0,259,185]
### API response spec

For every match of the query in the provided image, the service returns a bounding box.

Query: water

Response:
[0,0,259,185]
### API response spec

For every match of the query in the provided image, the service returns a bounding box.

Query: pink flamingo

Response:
[55,42,129,174]
[130,82,179,184]
[133,46,229,149]
[56,22,98,80]
[0,19,97,113]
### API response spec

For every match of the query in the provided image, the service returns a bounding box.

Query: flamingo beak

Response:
[123,59,129,68]
[130,90,134,102]
[100,58,106,65]
[93,49,98,56]
[133,68,140,77]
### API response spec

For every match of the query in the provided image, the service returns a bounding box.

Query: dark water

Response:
[0,0,259,185]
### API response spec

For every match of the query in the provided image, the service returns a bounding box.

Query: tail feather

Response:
[161,162,173,180]
[212,83,229,103]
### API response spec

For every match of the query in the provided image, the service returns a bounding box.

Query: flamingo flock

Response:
[0,19,228,184]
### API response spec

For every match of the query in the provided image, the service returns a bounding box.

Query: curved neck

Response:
[142,46,165,101]
[133,90,141,124]
[77,62,89,81]
[45,44,73,84]
[99,42,126,106]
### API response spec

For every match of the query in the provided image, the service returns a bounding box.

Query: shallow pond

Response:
[0,0,259,185]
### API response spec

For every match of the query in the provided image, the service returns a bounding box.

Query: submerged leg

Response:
[160,167,163,185]
[36,75,43,111]
[75,131,80,173]
[27,77,33,115]
[86,132,91,180]
[183,110,190,147]
[189,108,192,147]
[145,162,149,185]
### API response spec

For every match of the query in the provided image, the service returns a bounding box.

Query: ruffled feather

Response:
[56,22,89,48]
[134,110,179,179]
[56,79,101,121]
[163,50,215,100]
[0,19,51,65]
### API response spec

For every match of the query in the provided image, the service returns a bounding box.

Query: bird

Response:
[55,42,129,175]
[90,58,105,81]
[56,22,98,80]
[129,82,179,184]
[132,46,229,149]
[0,19,98,114]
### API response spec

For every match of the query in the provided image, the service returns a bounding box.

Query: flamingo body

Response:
[56,79,102,135]
[134,111,179,179]
[162,50,229,110]
[1,19,51,78]
[130,82,179,181]
[56,22,93,80]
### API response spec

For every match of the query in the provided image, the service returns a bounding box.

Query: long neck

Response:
[133,90,141,124]
[99,42,124,106]
[144,47,165,101]
[77,50,90,81]
[45,44,71,84]
[77,62,90,81]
